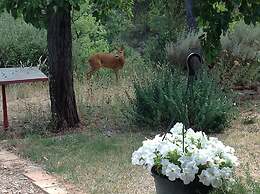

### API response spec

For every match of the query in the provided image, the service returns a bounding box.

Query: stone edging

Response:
[0,148,68,194]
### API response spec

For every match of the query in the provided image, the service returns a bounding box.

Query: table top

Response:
[0,67,48,85]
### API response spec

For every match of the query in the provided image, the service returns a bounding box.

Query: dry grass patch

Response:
[9,132,155,194]
[216,100,260,180]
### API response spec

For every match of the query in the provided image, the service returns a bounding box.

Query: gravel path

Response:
[0,166,44,194]
[0,147,73,194]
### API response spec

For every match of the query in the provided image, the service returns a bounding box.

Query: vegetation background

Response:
[0,0,259,193]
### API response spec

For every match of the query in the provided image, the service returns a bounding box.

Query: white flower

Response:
[177,157,199,184]
[193,149,214,166]
[157,141,179,157]
[131,122,239,188]
[199,167,222,188]
[186,128,200,139]
[182,161,199,175]
[222,152,239,166]
[198,170,211,186]
[161,159,170,175]
[131,151,143,165]
[186,144,198,154]
[180,171,196,184]
[170,122,184,135]
[165,163,181,181]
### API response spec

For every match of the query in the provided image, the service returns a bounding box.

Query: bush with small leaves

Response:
[129,65,235,133]
[0,12,47,68]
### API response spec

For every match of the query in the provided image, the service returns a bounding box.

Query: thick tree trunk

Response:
[47,5,80,131]
[184,0,196,31]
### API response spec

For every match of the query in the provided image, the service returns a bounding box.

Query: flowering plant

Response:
[132,123,238,188]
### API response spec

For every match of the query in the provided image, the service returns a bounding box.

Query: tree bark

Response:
[47,5,80,131]
[184,0,196,31]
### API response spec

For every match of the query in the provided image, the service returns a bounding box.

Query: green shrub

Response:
[221,21,260,61]
[120,45,146,79]
[72,2,109,79]
[0,12,47,67]
[214,52,260,88]
[215,21,260,87]
[140,0,185,64]
[129,65,234,133]
[166,21,260,88]
[143,36,169,64]
[104,10,134,43]
[188,71,235,132]
[166,31,202,70]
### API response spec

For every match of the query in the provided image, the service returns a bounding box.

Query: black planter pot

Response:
[152,169,212,194]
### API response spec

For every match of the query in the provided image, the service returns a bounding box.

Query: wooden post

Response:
[2,85,9,129]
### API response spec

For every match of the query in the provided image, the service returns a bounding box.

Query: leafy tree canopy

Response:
[194,0,260,62]
[0,0,133,28]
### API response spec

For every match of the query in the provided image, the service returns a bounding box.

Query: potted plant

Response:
[132,123,238,194]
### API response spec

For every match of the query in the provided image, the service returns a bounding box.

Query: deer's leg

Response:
[114,70,119,82]
[87,58,102,80]
[86,68,98,80]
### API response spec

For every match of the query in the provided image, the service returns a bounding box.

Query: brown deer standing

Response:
[87,47,125,81]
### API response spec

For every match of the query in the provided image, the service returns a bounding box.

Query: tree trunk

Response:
[184,0,196,31]
[47,5,80,131]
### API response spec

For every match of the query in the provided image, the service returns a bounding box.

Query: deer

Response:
[86,47,125,82]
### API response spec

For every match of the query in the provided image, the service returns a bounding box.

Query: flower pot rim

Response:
[151,166,213,190]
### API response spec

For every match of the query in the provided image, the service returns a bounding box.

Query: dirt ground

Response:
[217,100,260,180]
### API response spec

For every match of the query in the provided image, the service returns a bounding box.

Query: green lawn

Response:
[12,131,155,194]
[8,127,260,194]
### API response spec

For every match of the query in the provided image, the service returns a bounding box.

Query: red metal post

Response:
[2,85,9,129]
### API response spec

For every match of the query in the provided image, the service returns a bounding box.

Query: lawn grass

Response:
[11,128,260,194]
[1,81,259,194]
[12,131,155,194]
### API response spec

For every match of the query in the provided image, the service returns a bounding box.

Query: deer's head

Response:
[117,47,125,57]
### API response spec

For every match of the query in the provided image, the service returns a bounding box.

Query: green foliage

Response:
[166,31,202,70]
[166,22,260,88]
[0,12,47,67]
[119,45,145,79]
[72,1,109,78]
[167,150,181,166]
[194,0,260,62]
[187,71,235,132]
[130,66,234,133]
[221,21,260,61]
[107,0,186,64]
[215,21,260,87]
[143,36,168,63]
[104,10,134,43]
[0,0,134,29]
[140,0,185,63]
[91,0,134,22]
